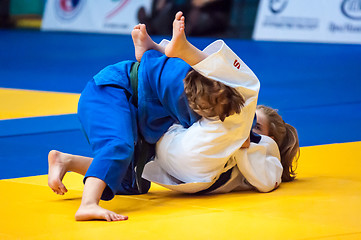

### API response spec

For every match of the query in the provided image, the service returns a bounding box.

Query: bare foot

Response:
[131,23,157,62]
[48,150,69,195]
[165,11,188,58]
[75,204,128,222]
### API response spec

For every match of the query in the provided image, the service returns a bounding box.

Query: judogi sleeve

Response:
[145,40,260,184]
[235,136,283,192]
[138,49,200,144]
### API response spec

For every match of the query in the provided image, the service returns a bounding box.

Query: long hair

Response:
[257,105,300,182]
[184,70,245,121]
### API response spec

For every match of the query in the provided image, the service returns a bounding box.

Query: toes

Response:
[110,213,118,221]
[59,184,68,194]
[48,181,58,192]
[53,189,61,195]
[111,214,128,221]
[58,188,65,195]
[104,211,128,222]
[175,11,183,20]
[139,24,146,32]
[104,213,112,222]
[49,179,63,194]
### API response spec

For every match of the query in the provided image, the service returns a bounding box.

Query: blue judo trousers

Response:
[78,50,200,200]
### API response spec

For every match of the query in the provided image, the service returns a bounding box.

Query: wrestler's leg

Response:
[165,11,207,66]
[48,150,92,195]
[131,24,164,62]
[74,80,136,222]
[48,150,128,221]
[75,177,128,221]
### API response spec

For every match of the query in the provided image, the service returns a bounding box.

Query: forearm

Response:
[236,138,283,192]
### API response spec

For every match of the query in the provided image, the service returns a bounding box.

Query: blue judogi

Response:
[77,50,200,200]
[138,50,200,143]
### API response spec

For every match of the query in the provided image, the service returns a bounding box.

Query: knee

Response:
[97,140,135,162]
[113,141,135,159]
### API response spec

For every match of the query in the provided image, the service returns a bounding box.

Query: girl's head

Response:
[184,70,245,121]
[253,105,300,182]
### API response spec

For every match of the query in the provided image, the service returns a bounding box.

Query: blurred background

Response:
[0,0,259,38]
[2,0,360,43]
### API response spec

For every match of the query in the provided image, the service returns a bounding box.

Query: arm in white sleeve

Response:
[192,40,260,100]
[179,39,260,162]
[153,40,260,183]
[235,135,283,193]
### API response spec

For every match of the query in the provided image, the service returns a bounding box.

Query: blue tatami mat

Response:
[0,129,91,179]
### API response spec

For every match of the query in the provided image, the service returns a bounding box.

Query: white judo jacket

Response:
[142,40,283,193]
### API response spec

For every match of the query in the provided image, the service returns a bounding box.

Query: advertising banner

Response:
[253,0,361,44]
[42,0,152,34]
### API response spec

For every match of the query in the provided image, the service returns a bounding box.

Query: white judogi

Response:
[143,132,282,193]
[142,40,282,193]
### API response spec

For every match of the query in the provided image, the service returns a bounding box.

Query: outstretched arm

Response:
[165,11,208,66]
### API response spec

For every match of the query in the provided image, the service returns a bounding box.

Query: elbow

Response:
[255,180,280,193]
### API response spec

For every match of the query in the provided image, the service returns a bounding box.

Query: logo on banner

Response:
[341,0,361,20]
[106,0,131,20]
[55,0,85,20]
[269,0,288,14]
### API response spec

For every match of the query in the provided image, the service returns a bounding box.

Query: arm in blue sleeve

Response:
[140,50,200,128]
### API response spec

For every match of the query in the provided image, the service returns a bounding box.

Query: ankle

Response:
[80,200,99,208]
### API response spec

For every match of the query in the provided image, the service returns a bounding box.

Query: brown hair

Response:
[257,105,300,182]
[184,70,245,121]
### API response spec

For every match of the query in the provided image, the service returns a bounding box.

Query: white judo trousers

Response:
[142,40,283,193]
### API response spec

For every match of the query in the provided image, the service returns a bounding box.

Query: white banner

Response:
[253,0,361,44]
[41,0,152,34]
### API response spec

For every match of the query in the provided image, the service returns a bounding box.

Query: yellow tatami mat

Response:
[1,141,360,240]
[0,88,79,120]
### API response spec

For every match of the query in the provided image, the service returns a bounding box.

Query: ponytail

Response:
[256,105,300,182]
[280,123,299,182]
